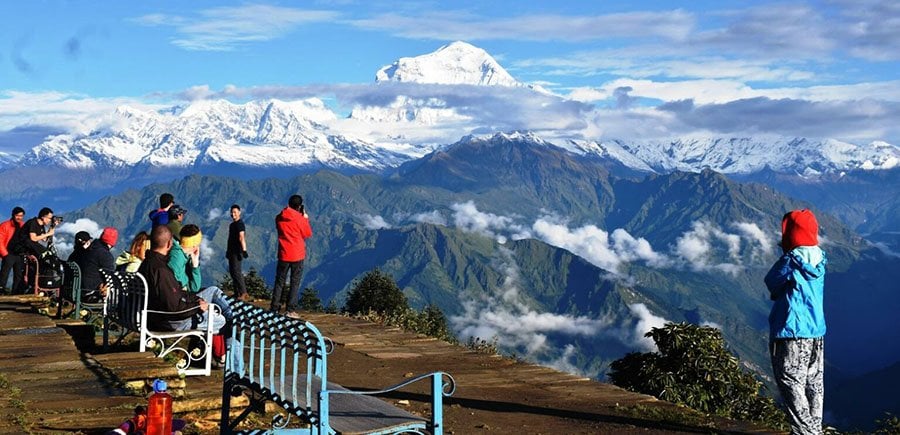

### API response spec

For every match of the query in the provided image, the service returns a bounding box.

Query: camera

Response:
[51,216,64,228]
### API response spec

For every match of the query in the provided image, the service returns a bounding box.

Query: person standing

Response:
[0,207,25,293]
[765,209,827,435]
[225,204,250,301]
[271,195,312,318]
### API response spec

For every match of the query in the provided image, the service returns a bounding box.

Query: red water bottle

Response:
[146,379,172,435]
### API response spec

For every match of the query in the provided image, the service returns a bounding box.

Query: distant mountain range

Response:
[1,41,897,217]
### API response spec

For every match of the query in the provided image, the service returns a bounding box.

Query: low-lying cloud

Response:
[360,213,391,230]
[207,207,223,221]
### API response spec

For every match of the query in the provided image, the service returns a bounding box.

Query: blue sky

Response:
[1,0,899,149]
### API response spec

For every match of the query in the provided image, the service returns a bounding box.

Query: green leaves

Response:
[609,322,787,429]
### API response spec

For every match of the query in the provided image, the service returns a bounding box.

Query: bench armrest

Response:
[328,371,456,398]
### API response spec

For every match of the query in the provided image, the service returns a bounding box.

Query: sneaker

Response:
[285,311,303,320]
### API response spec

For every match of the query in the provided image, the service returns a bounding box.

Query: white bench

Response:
[99,269,219,376]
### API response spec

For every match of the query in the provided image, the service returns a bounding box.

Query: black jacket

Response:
[69,242,114,292]
[138,250,201,331]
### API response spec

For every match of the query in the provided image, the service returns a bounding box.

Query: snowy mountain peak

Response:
[375,41,521,87]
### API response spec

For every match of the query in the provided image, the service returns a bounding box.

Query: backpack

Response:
[37,253,64,289]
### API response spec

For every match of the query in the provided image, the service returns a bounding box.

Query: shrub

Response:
[357,305,457,344]
[219,268,271,299]
[608,322,787,429]
[344,268,408,316]
[298,287,324,312]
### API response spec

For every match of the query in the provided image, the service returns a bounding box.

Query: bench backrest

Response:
[99,269,148,333]
[225,301,329,424]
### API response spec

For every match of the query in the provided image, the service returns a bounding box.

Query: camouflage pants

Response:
[770,338,825,435]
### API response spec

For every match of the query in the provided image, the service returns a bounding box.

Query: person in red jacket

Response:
[0,207,25,293]
[271,194,313,318]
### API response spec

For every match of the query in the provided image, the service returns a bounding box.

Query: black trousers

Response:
[0,254,23,294]
[227,254,247,296]
[270,260,304,312]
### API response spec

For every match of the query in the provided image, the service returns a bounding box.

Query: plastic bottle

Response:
[146,379,173,435]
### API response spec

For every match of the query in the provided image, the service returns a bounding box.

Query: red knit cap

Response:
[781,209,818,252]
[100,227,119,247]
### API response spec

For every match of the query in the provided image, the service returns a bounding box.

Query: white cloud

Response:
[133,5,339,51]
[56,218,103,238]
[200,238,215,260]
[732,222,773,259]
[410,210,447,226]
[628,303,668,352]
[671,221,780,275]
[531,217,668,274]
[348,10,694,42]
[206,207,223,221]
[360,213,391,230]
[451,248,612,358]
[451,201,530,243]
[0,90,165,135]
[569,79,900,106]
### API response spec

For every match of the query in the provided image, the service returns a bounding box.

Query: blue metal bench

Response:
[220,301,456,434]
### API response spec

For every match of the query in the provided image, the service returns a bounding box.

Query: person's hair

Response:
[129,232,150,260]
[11,207,24,218]
[230,204,241,211]
[149,225,172,249]
[159,193,174,208]
[288,195,303,210]
[179,224,201,239]
[38,207,53,218]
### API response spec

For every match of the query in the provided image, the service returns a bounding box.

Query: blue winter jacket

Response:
[764,246,826,340]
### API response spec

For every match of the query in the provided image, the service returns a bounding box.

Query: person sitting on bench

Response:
[139,225,240,370]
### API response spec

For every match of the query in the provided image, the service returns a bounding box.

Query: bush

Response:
[357,305,457,343]
[608,322,787,429]
[344,268,408,316]
[298,287,324,312]
[219,268,271,299]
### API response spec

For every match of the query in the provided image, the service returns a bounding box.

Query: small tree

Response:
[219,268,271,300]
[418,304,453,341]
[344,268,408,316]
[299,287,324,312]
[608,322,786,429]
[325,300,338,314]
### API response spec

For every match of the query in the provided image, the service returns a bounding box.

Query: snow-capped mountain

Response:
[352,41,548,127]
[569,136,900,175]
[375,41,523,87]
[20,99,419,171]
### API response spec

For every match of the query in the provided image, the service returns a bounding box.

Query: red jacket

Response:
[0,219,19,257]
[276,207,312,262]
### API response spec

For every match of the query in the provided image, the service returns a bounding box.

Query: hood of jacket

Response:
[789,246,826,280]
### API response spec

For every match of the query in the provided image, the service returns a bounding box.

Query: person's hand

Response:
[99,283,108,299]
[242,250,248,259]
[190,251,200,268]
[46,228,55,237]
[198,299,209,312]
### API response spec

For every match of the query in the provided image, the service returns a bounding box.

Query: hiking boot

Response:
[285,311,303,320]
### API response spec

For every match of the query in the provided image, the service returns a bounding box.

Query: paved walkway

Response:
[0,296,775,434]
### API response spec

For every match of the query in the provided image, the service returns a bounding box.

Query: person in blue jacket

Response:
[765,209,826,435]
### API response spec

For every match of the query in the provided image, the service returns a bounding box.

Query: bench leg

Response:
[432,372,443,435]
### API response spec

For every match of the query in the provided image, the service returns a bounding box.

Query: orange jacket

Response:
[0,219,19,257]
[275,207,312,262]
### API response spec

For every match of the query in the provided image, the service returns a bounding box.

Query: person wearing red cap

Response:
[765,209,827,435]
[71,227,118,302]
